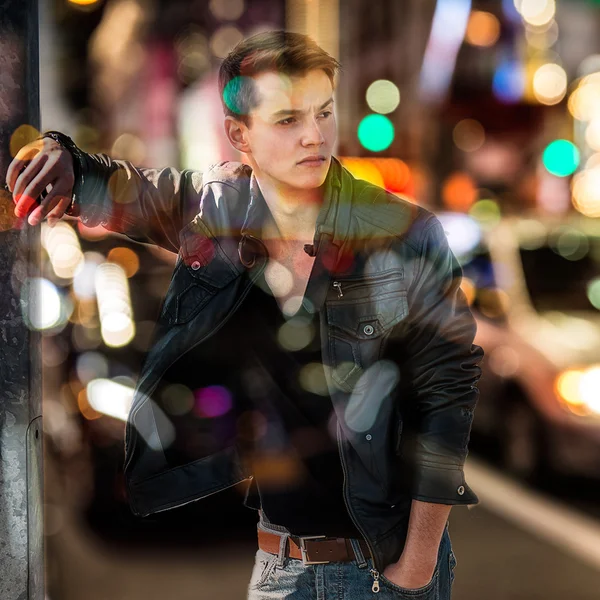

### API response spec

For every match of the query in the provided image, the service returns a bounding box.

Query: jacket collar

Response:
[237,156,346,270]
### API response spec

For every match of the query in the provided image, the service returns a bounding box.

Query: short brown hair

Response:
[218,30,341,125]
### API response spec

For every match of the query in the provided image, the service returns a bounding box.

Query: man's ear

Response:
[224,116,251,154]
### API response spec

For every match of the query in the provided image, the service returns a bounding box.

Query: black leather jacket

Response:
[66,144,483,573]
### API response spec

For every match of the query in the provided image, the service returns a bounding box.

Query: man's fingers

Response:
[44,195,73,227]
[6,139,45,191]
[27,183,70,226]
[14,158,56,218]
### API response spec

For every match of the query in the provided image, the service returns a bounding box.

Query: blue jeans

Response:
[247,517,457,599]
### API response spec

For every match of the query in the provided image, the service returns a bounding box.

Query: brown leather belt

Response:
[257,528,372,565]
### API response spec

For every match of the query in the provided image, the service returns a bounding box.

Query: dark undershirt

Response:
[240,272,361,538]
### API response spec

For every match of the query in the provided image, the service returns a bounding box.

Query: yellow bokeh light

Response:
[465,11,500,47]
[585,118,600,151]
[340,158,385,188]
[107,247,140,278]
[555,370,584,406]
[568,83,600,121]
[533,63,567,105]
[460,277,476,306]
[572,168,600,218]
[366,80,401,114]
[69,0,100,5]
[520,0,556,27]
[10,124,41,159]
[453,119,485,152]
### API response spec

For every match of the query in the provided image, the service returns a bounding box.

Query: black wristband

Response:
[42,131,84,216]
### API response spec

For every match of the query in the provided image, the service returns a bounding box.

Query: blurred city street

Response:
[45,456,600,600]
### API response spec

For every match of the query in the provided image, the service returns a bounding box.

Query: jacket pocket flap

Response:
[179,217,238,289]
[326,292,408,339]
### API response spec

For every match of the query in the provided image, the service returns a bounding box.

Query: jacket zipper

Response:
[332,269,404,299]
[336,420,381,593]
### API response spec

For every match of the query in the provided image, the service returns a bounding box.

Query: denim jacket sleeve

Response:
[56,135,201,253]
[398,216,484,505]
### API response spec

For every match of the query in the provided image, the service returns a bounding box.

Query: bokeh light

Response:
[442,172,478,212]
[542,140,580,177]
[587,278,600,310]
[107,247,140,278]
[42,222,84,279]
[299,363,329,396]
[73,252,104,299]
[525,20,559,49]
[277,318,314,352]
[465,11,500,47]
[111,133,146,163]
[469,199,501,229]
[340,158,384,187]
[209,0,245,21]
[86,378,134,422]
[552,227,589,261]
[76,351,109,385]
[585,118,600,151]
[357,114,395,152]
[453,119,485,152]
[568,82,600,122]
[9,124,40,158]
[264,261,293,298]
[95,263,135,348]
[194,386,232,418]
[493,59,526,103]
[23,278,68,331]
[555,369,586,413]
[161,384,195,416]
[533,63,567,105]
[572,168,600,217]
[519,0,556,27]
[175,28,210,83]
[210,26,244,58]
[365,80,400,114]
[438,212,482,257]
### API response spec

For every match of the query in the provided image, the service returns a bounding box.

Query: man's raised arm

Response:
[6,131,202,253]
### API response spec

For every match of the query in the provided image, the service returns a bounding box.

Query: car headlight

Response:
[555,367,600,416]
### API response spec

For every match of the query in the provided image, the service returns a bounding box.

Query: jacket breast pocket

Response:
[326,290,408,393]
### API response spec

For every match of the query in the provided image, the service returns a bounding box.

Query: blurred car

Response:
[439,212,600,481]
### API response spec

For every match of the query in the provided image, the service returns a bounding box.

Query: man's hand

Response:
[381,499,450,590]
[382,551,437,590]
[6,137,75,227]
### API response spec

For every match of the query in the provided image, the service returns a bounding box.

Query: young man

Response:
[7,31,482,599]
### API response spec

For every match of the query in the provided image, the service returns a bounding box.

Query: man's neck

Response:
[255,173,324,242]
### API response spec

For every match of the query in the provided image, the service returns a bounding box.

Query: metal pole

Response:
[0,0,44,599]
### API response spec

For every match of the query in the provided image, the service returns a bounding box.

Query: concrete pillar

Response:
[0,0,44,598]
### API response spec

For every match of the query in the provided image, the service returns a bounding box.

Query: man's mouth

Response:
[298,155,327,166]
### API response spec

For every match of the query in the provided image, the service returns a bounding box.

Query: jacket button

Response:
[365,434,372,441]
[457,485,465,496]
[191,260,201,270]
[363,324,374,336]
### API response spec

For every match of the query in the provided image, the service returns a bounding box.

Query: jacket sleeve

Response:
[55,134,201,254]
[397,216,484,505]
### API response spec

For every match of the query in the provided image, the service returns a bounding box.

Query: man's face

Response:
[241,68,336,193]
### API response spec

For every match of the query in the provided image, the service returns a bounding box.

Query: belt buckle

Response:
[298,535,329,565]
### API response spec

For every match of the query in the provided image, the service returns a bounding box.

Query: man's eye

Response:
[319,111,332,119]
[278,118,296,125]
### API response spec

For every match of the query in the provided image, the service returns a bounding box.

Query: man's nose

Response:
[301,118,325,146]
